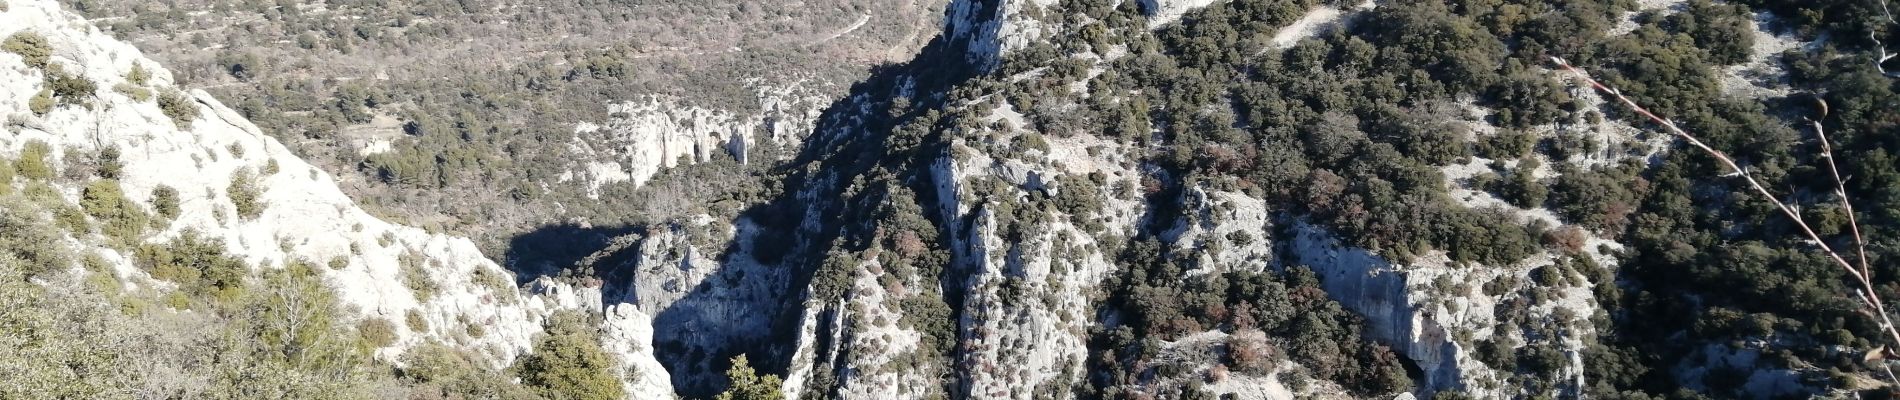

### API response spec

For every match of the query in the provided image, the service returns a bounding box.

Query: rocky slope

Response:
[564,81,830,195]
[0,0,671,397]
[672,0,1762,398]
[8,0,1851,398]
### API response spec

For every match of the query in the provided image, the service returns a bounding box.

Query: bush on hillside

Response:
[515,311,623,400]
[227,169,263,219]
[149,185,179,221]
[0,198,72,278]
[44,67,97,105]
[80,179,149,244]
[715,355,784,400]
[125,63,150,85]
[157,90,197,128]
[358,318,399,348]
[91,146,121,179]
[133,231,247,303]
[113,83,151,102]
[400,341,544,398]
[2,32,49,69]
[14,140,52,181]
[27,89,52,115]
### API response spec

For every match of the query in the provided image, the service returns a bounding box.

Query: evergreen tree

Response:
[715,355,783,400]
[516,311,623,400]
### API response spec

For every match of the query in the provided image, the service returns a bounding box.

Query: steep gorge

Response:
[6,0,1889,398]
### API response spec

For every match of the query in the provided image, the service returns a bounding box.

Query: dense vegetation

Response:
[24,0,1900,398]
[0,141,620,400]
[63,0,945,259]
[1087,0,1900,396]
[845,0,1900,397]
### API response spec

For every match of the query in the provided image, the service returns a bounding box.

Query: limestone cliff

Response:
[0,1,671,397]
[564,82,829,196]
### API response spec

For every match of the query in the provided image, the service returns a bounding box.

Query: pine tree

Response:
[715,355,784,400]
[516,311,624,400]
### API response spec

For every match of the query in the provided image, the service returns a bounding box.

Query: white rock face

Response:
[1163,187,1275,275]
[1287,218,1609,397]
[930,125,1149,398]
[827,257,933,399]
[1266,0,1375,49]
[565,82,827,197]
[585,217,791,393]
[1140,0,1221,26]
[602,304,677,398]
[945,0,1057,71]
[946,0,1222,70]
[0,1,671,398]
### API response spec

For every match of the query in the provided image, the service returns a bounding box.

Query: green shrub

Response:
[92,146,121,179]
[80,179,149,244]
[81,253,122,295]
[125,63,150,85]
[0,198,72,278]
[1016,132,1050,154]
[133,231,247,303]
[716,354,784,400]
[49,202,86,235]
[399,252,439,302]
[44,68,96,105]
[156,90,197,128]
[358,318,399,348]
[27,89,52,115]
[149,185,180,220]
[14,140,51,181]
[472,267,517,302]
[327,256,348,270]
[227,169,263,219]
[406,309,429,332]
[2,32,49,69]
[113,83,151,102]
[515,311,623,400]
[400,342,542,399]
[0,156,13,193]
[400,342,476,383]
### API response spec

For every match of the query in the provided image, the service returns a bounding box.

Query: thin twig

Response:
[1551,56,1900,360]
[1805,97,1873,281]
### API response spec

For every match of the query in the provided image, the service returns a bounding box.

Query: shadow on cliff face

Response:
[495,5,994,396]
[645,44,981,397]
[502,223,641,284]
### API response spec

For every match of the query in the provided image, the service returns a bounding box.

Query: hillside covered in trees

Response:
[8,0,1900,399]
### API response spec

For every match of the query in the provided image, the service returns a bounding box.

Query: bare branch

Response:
[1873,33,1900,78]
[1550,57,1900,360]
[1805,96,1873,281]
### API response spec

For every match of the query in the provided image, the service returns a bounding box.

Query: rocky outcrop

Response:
[1163,187,1275,275]
[1286,213,1611,397]
[564,82,828,197]
[945,0,1057,71]
[0,1,671,397]
[1139,0,1221,25]
[574,216,792,394]
[944,0,1225,70]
